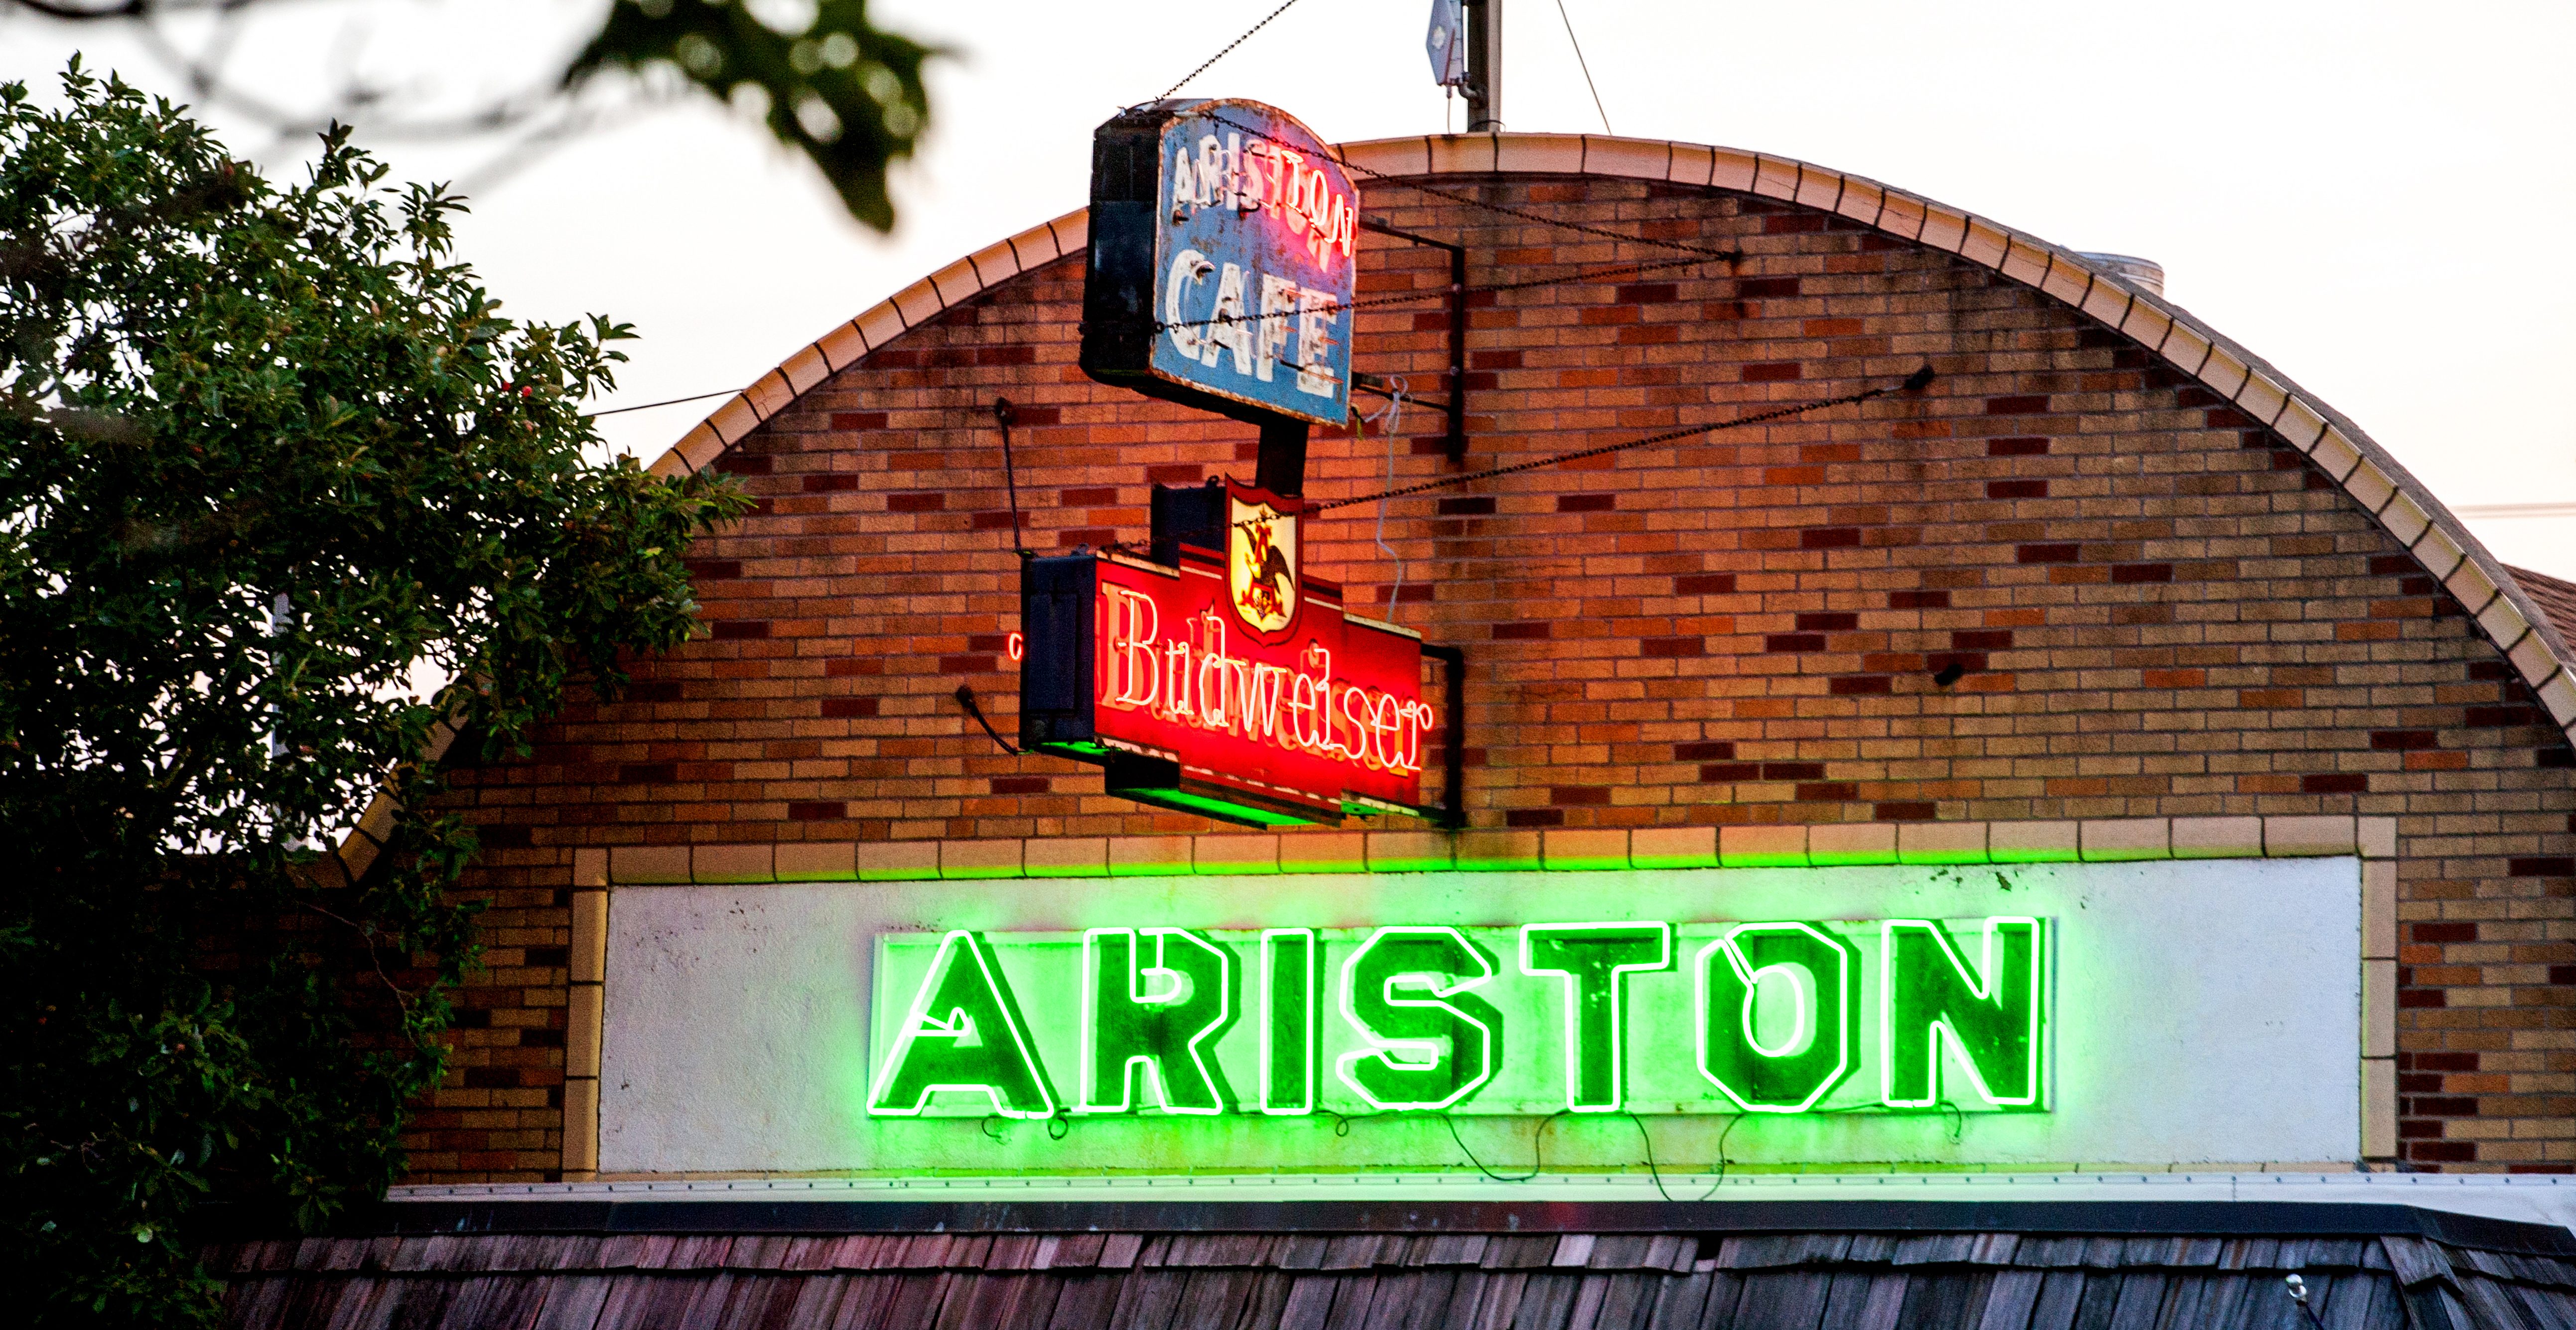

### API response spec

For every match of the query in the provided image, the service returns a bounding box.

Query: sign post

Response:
[1054,97,1451,825]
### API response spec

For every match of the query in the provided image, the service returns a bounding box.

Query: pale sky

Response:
[6,0,2574,572]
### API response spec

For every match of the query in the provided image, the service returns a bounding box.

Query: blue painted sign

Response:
[1081,99,1356,429]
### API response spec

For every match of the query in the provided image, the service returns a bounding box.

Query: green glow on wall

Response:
[1518,922,1671,1113]
[1259,928,1319,1115]
[867,930,1058,1119]
[1078,927,1233,1115]
[1696,922,1857,1114]
[1335,926,1503,1112]
[1879,917,2045,1110]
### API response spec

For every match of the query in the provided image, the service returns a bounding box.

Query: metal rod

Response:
[1446,240,1468,464]
[992,397,1028,554]
[1357,218,1471,465]
[1421,643,1468,829]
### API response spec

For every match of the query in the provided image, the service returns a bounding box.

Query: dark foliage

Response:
[0,65,749,1323]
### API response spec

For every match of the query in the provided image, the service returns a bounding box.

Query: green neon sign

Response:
[1258,928,1318,1115]
[1078,927,1232,1115]
[866,915,2050,1120]
[1336,925,1504,1112]
[1697,922,1856,1113]
[1881,917,2045,1109]
[867,930,1058,1119]
[1520,922,1671,1113]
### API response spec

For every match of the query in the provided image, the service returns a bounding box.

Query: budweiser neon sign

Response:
[1098,586,1432,778]
[1021,483,1428,825]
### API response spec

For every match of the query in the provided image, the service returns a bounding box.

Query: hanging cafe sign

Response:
[1019,482,1430,825]
[1080,98,1356,427]
[866,915,2049,1121]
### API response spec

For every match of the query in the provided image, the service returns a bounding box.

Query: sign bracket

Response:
[1421,643,1468,828]
[1255,417,1310,498]
[1357,216,1470,465]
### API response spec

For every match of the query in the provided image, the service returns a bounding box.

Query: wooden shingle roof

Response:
[204,1200,2576,1329]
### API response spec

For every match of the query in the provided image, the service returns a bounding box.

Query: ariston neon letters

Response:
[867,916,2049,1120]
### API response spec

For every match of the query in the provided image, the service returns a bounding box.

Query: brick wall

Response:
[408,173,2575,1180]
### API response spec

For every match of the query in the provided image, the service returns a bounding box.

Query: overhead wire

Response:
[581,388,736,418]
[1100,369,1933,564]
[1552,0,1614,135]
[595,23,1663,440]
[1200,107,1743,262]
[1149,252,1734,335]
[1364,378,1412,622]
[1306,367,1934,518]
[1156,0,1305,102]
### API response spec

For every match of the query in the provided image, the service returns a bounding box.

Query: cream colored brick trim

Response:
[562,886,608,1181]
[600,815,2397,884]
[641,135,2576,756]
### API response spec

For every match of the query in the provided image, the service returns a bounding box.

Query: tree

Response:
[4,0,937,231]
[0,64,751,1323]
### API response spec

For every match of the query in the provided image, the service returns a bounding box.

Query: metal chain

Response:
[1148,253,1734,334]
[1203,108,1746,262]
[1115,370,1933,559]
[1156,0,1305,102]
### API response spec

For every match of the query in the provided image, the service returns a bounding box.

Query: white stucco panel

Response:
[600,858,2360,1176]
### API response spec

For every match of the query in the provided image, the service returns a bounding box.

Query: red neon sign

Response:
[1019,485,1429,825]
[1169,133,1357,274]
[1094,549,1429,816]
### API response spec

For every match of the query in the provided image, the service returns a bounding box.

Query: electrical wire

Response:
[1552,0,1614,135]
[1443,1109,1572,1182]
[1118,369,1933,560]
[1365,378,1411,622]
[580,388,736,418]
[1157,0,1305,101]
[1699,1111,1745,1200]
[1625,1112,1678,1201]
[1203,108,1744,262]
[955,685,1021,756]
[1306,367,1933,518]
[1149,253,1731,335]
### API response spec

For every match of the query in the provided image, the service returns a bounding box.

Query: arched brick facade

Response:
[407,135,2576,1181]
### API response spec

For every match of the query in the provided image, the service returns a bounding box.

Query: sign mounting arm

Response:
[1358,216,1470,465]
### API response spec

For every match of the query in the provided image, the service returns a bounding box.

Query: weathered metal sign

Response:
[1020,484,1428,825]
[865,915,2050,1120]
[1080,99,1356,428]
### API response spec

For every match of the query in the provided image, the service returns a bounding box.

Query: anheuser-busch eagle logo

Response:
[1226,481,1301,645]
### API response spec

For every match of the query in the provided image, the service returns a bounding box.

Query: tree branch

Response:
[6,0,150,18]
[17,0,576,148]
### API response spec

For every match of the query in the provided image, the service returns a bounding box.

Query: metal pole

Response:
[1421,644,1468,828]
[1445,241,1468,462]
[1464,0,1502,132]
